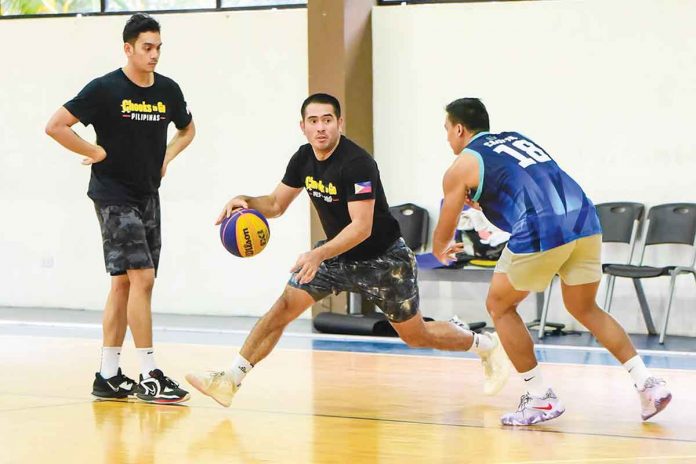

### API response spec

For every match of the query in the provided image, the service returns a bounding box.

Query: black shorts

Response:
[94,195,161,276]
[288,238,419,323]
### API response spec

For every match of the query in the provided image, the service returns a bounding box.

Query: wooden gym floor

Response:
[1,320,696,464]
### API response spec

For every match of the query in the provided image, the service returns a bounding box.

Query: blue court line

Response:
[2,320,696,371]
[308,339,696,371]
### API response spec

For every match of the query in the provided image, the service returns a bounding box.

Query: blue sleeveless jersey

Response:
[466,131,601,253]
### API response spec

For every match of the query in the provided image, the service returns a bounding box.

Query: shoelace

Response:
[516,393,532,412]
[209,371,239,389]
[163,376,180,388]
[115,373,136,386]
[151,371,180,389]
[643,377,665,389]
[202,371,228,386]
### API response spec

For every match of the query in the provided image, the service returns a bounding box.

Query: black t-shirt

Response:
[282,136,401,260]
[64,69,192,203]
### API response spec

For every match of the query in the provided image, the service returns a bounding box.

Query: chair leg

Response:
[659,273,679,344]
[603,275,616,314]
[538,278,554,339]
[633,279,657,335]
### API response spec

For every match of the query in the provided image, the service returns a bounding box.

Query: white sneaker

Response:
[480,332,510,396]
[638,377,672,421]
[501,388,565,426]
[185,370,238,407]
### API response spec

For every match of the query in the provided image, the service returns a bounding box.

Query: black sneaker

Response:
[136,369,190,404]
[92,368,137,400]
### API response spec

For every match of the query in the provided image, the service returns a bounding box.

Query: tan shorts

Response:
[494,234,602,292]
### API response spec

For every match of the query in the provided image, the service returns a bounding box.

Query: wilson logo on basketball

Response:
[242,227,254,257]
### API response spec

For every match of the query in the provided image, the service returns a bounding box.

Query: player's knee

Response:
[128,272,155,293]
[110,277,130,295]
[486,294,513,320]
[563,300,597,319]
[267,292,300,328]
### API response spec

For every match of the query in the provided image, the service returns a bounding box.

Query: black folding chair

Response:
[389,203,429,252]
[537,202,644,338]
[603,203,696,343]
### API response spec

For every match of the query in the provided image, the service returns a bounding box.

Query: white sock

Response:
[100,347,121,379]
[227,354,253,387]
[467,332,495,355]
[623,355,651,388]
[137,348,158,378]
[520,365,549,397]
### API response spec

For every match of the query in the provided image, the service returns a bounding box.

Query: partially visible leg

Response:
[239,286,316,365]
[390,311,476,351]
[560,234,671,420]
[122,267,186,404]
[561,280,672,420]
[98,203,159,376]
[560,281,636,363]
[390,309,510,395]
[487,272,566,426]
[186,286,316,407]
[92,203,141,399]
[103,275,130,347]
[486,273,532,372]
[491,243,573,399]
[126,268,155,350]
[100,275,130,378]
[92,274,136,399]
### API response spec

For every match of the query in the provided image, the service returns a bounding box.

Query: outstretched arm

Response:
[215,182,303,224]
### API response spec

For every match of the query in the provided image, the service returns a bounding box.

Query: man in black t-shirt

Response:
[186,93,510,407]
[45,13,193,404]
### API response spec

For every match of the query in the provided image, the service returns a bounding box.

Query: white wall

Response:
[373,0,696,335]
[3,1,696,334]
[0,10,310,316]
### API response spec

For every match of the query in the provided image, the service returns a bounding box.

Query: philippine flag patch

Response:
[354,181,372,194]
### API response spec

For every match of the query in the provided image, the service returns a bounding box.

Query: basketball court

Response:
[2,0,696,463]
[2,308,695,463]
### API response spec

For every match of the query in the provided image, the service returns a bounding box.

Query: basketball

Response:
[219,209,270,257]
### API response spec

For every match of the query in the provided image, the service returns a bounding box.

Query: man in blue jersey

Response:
[432,98,672,426]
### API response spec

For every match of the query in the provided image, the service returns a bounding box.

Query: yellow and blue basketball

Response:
[219,209,270,258]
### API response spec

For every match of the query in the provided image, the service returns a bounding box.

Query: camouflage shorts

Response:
[94,196,161,276]
[289,238,419,323]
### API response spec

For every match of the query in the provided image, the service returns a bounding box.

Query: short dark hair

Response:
[123,13,160,44]
[445,98,490,133]
[301,93,341,119]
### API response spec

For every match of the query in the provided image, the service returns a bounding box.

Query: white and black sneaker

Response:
[136,369,190,404]
[92,368,137,400]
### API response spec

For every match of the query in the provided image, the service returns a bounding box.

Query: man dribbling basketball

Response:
[186,93,510,407]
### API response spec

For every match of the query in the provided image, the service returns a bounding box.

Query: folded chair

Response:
[603,203,696,344]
